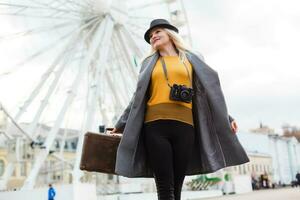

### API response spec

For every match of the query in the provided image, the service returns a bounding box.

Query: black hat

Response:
[144,19,179,44]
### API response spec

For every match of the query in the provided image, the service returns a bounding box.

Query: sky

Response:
[183,0,300,133]
[0,0,300,133]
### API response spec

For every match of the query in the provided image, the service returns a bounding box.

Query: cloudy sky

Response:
[184,0,300,133]
[0,0,300,133]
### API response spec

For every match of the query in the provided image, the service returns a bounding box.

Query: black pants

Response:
[143,119,195,200]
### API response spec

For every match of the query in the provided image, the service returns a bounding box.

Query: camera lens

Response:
[181,90,190,100]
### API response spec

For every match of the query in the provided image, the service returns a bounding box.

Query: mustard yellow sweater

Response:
[144,55,194,126]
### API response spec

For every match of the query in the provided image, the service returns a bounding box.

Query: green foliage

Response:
[186,175,222,191]
[224,173,231,181]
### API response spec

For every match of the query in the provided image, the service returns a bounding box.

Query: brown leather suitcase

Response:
[80,128,122,174]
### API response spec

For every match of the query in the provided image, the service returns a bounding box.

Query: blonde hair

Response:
[141,28,194,65]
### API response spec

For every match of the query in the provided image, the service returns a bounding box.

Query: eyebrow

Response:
[150,29,160,38]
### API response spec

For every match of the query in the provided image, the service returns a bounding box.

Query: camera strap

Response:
[159,56,193,88]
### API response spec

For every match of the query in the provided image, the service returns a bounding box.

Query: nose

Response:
[151,35,159,44]
[150,32,157,40]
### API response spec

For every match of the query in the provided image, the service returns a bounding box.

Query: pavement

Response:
[200,187,300,200]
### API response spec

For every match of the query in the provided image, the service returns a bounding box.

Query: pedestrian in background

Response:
[296,172,300,187]
[48,184,56,200]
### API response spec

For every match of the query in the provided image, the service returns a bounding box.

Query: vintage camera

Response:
[169,84,194,103]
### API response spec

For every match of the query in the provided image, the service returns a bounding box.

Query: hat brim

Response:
[144,24,179,44]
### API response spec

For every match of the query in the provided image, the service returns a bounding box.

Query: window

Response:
[243,165,246,174]
[21,162,26,176]
[108,174,114,180]
[64,142,69,150]
[71,141,76,150]
[55,140,60,149]
[0,160,4,176]
[260,165,262,172]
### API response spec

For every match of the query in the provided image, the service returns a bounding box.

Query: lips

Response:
[153,38,160,43]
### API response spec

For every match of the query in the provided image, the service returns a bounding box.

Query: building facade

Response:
[235,131,300,185]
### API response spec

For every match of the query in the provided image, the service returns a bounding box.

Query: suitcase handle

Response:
[105,128,114,132]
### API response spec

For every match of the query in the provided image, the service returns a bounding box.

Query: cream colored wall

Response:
[225,154,273,180]
[0,148,8,176]
[0,148,76,189]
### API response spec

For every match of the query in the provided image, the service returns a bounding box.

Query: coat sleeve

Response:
[114,91,136,131]
[114,58,148,131]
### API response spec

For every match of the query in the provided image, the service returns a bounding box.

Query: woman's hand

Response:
[108,127,123,136]
[111,128,121,133]
[230,120,238,134]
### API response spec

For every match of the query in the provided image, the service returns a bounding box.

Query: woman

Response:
[110,19,249,200]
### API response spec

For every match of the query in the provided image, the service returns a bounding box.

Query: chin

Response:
[153,43,163,50]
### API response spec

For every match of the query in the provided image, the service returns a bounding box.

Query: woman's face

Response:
[149,28,172,50]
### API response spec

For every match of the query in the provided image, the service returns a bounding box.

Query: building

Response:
[234,130,300,185]
[0,122,79,190]
[249,122,275,134]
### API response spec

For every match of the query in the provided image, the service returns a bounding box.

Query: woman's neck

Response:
[159,43,178,57]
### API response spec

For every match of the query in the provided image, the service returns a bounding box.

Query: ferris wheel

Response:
[0,0,193,190]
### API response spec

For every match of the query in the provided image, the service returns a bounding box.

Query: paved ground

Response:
[201,187,300,200]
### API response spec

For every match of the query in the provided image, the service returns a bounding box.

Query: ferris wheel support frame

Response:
[72,14,115,184]
[0,0,195,193]
[103,69,124,111]
[27,36,81,140]
[11,27,91,123]
[0,102,33,141]
[178,0,193,46]
[21,16,106,190]
[0,23,95,189]
[110,39,131,104]
[119,24,144,58]
[114,29,138,80]
[112,33,137,91]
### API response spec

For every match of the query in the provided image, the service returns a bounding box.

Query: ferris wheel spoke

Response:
[22,18,105,190]
[29,0,93,16]
[128,15,153,21]
[51,0,93,12]
[110,42,131,103]
[127,21,146,32]
[13,17,101,123]
[0,12,80,20]
[2,28,79,76]
[125,27,144,41]
[119,24,144,58]
[114,30,138,81]
[0,0,194,190]
[28,0,77,11]
[28,42,80,140]
[128,0,166,11]
[73,16,116,183]
[0,21,78,42]
[103,69,123,110]
[0,2,88,18]
[126,22,147,40]
[81,0,93,8]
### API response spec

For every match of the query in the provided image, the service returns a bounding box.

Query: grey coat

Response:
[114,50,249,178]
